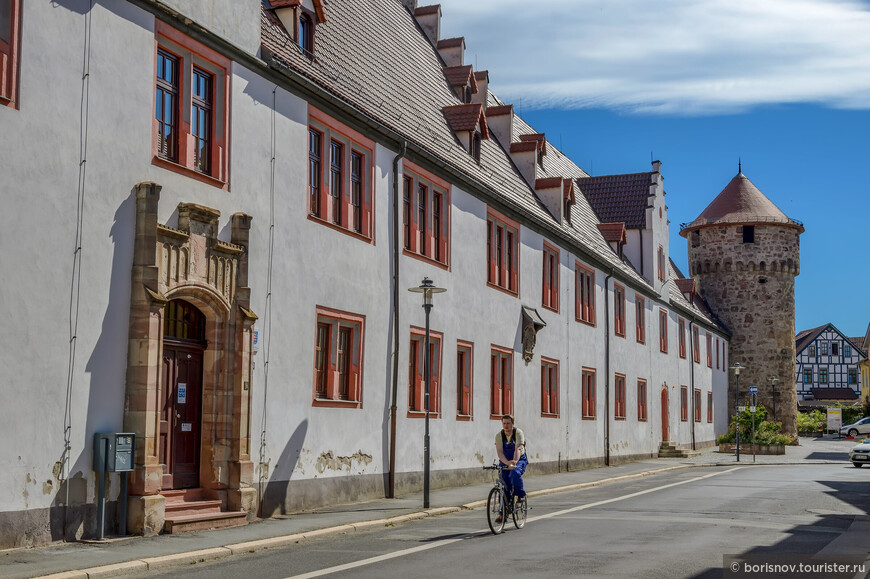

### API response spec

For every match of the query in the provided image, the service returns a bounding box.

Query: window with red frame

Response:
[706,332,713,367]
[693,326,701,363]
[707,392,713,422]
[694,388,702,422]
[541,358,559,417]
[576,264,596,325]
[659,309,668,353]
[582,368,596,419]
[614,374,626,419]
[457,342,473,418]
[308,110,374,239]
[542,243,559,311]
[678,318,686,358]
[637,379,647,421]
[0,0,21,106]
[657,245,666,282]
[680,386,688,421]
[636,296,645,343]
[490,347,513,417]
[312,307,365,407]
[614,284,626,337]
[409,328,442,416]
[403,166,450,266]
[154,23,229,185]
[487,209,519,294]
[716,337,720,369]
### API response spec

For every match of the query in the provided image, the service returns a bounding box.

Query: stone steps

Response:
[658,442,700,458]
[162,488,248,534]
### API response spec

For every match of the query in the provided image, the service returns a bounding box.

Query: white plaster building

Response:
[0,0,729,547]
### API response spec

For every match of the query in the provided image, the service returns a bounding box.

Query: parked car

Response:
[839,417,870,438]
[849,438,870,467]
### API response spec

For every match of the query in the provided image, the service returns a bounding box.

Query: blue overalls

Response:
[500,430,528,501]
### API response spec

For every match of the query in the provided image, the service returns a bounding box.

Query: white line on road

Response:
[284,467,742,579]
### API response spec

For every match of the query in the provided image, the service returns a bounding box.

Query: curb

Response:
[34,461,842,578]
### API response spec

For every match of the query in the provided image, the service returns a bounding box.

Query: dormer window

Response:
[537,148,544,167]
[299,12,314,56]
[472,131,481,163]
[464,85,472,104]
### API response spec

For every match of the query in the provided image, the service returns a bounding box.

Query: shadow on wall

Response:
[260,419,309,517]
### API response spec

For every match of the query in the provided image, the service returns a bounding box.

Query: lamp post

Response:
[731,363,743,462]
[408,277,446,509]
[769,375,778,421]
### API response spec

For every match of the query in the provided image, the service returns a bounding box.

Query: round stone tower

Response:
[680,172,803,438]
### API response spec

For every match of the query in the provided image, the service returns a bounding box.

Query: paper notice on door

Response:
[177,383,187,404]
[181,423,192,432]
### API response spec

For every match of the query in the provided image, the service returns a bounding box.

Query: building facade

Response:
[795,324,866,404]
[0,0,728,548]
[681,172,803,437]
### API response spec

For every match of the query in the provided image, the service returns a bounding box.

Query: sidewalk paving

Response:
[2,436,853,579]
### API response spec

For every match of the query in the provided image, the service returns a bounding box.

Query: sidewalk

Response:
[3,437,851,579]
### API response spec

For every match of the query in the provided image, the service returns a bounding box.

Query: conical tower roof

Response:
[680,173,803,236]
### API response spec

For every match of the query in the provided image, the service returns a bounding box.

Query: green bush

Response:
[717,411,794,446]
[797,409,825,435]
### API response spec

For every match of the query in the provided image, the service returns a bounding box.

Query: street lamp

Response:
[408,277,446,509]
[731,363,743,462]
[768,375,778,421]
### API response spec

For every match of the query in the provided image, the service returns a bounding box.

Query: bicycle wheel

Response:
[487,486,506,534]
[512,495,527,529]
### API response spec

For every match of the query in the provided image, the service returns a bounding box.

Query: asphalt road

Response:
[130,464,870,578]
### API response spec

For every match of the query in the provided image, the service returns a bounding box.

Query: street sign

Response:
[749,386,758,393]
[750,406,756,413]
[738,406,746,412]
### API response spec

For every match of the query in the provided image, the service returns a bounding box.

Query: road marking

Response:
[284,467,741,579]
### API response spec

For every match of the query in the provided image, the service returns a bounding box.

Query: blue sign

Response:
[749,386,758,393]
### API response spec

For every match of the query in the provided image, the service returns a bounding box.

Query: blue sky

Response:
[436,0,870,338]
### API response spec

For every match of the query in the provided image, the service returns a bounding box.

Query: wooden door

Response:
[661,388,670,442]
[160,342,203,489]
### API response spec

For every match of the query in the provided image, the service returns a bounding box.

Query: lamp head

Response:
[408,277,446,306]
[730,362,742,376]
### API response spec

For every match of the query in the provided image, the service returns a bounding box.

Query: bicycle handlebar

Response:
[482,463,510,471]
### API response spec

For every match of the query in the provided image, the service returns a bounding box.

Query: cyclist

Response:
[495,414,527,521]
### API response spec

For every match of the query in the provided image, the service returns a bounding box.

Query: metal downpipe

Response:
[388,141,407,499]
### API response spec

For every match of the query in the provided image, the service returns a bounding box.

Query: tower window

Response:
[742,225,755,243]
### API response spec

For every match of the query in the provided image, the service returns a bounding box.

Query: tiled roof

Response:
[810,387,858,401]
[260,0,724,330]
[535,177,562,189]
[486,104,512,116]
[442,103,487,137]
[666,261,722,330]
[795,325,827,353]
[849,337,868,356]
[509,141,538,153]
[577,172,653,229]
[443,65,476,92]
[437,37,465,49]
[597,222,626,244]
[675,278,695,296]
[519,133,547,155]
[681,173,803,234]
[414,4,441,16]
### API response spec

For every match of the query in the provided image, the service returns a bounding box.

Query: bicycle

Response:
[482,462,528,534]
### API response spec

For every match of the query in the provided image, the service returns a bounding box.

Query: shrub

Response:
[797,409,825,436]
[718,412,794,446]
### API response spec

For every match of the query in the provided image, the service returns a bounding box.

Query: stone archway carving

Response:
[124,182,256,535]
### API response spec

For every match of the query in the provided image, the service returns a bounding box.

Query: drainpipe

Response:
[639,229,644,279]
[388,141,407,499]
[604,269,613,466]
[689,318,696,451]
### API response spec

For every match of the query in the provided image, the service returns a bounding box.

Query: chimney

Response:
[414,4,441,46]
[472,70,489,109]
[437,37,464,66]
[485,104,512,146]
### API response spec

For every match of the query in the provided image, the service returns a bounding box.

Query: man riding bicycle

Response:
[495,414,527,521]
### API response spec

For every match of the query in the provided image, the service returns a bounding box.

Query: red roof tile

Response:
[414,4,441,16]
[269,0,301,7]
[442,103,488,138]
[577,172,654,229]
[510,141,538,153]
[443,65,477,93]
[486,104,512,117]
[474,70,489,82]
[810,387,858,401]
[675,278,695,296]
[597,222,626,244]
[535,177,562,189]
[563,179,575,205]
[519,133,547,155]
[437,37,465,49]
[681,173,803,235]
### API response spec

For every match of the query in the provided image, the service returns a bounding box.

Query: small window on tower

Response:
[742,225,755,244]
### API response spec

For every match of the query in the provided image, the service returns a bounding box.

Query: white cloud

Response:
[434,0,870,114]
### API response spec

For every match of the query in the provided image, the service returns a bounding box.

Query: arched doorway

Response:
[661,387,669,442]
[161,299,207,489]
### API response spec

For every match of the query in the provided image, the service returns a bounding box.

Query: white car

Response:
[840,417,870,438]
[849,439,870,467]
